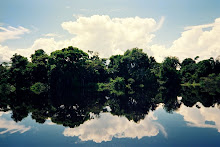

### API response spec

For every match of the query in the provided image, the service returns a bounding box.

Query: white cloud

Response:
[1,15,163,62]
[0,112,31,134]
[0,38,73,62]
[184,19,220,30]
[176,102,220,133]
[44,33,61,37]
[149,44,169,62]
[170,18,220,60]
[63,108,167,143]
[0,44,14,62]
[61,15,162,58]
[154,16,165,32]
[1,16,220,63]
[0,26,30,43]
[150,18,220,62]
[16,38,72,58]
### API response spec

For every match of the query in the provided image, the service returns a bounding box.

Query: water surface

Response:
[0,86,220,146]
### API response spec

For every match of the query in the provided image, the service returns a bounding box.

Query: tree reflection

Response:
[181,86,220,107]
[108,89,158,122]
[0,82,220,128]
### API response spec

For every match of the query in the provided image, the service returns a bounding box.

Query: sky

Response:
[0,0,220,62]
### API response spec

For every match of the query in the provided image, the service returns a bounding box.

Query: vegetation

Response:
[1,46,219,93]
[0,46,220,127]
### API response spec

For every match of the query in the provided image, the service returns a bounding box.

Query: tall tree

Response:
[30,49,49,84]
[180,58,197,83]
[159,57,181,88]
[9,54,30,91]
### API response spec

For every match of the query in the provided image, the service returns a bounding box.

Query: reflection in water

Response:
[63,105,167,143]
[45,118,57,126]
[0,82,220,144]
[177,102,220,132]
[0,112,31,134]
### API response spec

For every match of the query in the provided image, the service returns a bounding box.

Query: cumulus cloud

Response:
[176,102,220,132]
[0,15,163,62]
[61,15,162,57]
[0,26,30,43]
[63,109,167,143]
[1,16,220,63]
[0,38,73,62]
[149,44,169,62]
[170,18,220,60]
[0,112,31,134]
[150,18,220,62]
[0,44,14,62]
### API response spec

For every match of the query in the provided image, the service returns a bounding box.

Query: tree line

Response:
[1,46,219,96]
[0,46,220,125]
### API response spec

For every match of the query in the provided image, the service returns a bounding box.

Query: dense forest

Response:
[0,46,220,126]
[0,46,219,96]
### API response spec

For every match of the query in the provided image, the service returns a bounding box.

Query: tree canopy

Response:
[0,46,220,127]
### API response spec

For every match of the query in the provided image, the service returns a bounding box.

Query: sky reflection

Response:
[63,105,167,143]
[177,102,220,133]
[0,112,31,134]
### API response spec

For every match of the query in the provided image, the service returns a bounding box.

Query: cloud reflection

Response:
[176,102,220,132]
[0,112,31,134]
[63,108,167,143]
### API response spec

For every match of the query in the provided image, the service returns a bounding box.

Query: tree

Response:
[48,47,89,99]
[9,54,30,91]
[30,49,49,84]
[180,58,197,83]
[195,59,212,81]
[108,48,158,91]
[108,55,123,78]
[214,56,220,74]
[0,64,11,110]
[159,57,181,88]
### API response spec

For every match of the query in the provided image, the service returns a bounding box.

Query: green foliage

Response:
[196,59,213,79]
[180,58,197,83]
[98,77,125,96]
[0,46,219,118]
[1,45,220,128]
[30,49,49,84]
[181,86,219,107]
[0,64,10,95]
[9,54,31,91]
[200,73,220,94]
[159,57,181,88]
[108,48,159,92]
[30,82,48,94]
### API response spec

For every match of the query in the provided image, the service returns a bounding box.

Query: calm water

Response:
[0,87,220,146]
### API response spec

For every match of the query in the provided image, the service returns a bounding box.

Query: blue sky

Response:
[0,0,220,62]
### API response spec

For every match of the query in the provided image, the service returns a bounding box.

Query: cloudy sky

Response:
[1,0,220,62]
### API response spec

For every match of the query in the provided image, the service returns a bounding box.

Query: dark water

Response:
[0,86,220,146]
